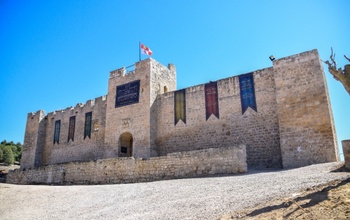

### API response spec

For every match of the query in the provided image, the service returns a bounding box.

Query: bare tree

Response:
[323,48,350,95]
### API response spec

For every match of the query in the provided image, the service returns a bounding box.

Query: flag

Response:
[140,43,152,56]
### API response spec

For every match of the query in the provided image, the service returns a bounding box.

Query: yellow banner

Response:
[174,89,186,125]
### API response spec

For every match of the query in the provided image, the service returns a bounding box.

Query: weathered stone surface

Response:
[273,50,338,168]
[8,145,247,185]
[156,67,282,168]
[342,140,350,169]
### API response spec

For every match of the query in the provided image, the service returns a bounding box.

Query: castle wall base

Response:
[7,145,247,185]
[342,140,350,170]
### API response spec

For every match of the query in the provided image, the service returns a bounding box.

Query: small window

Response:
[84,112,92,139]
[121,146,128,153]
[68,116,75,142]
[53,120,61,144]
[164,86,168,93]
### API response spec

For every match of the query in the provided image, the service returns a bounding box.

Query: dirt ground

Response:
[0,163,20,172]
[220,166,350,220]
[2,164,349,219]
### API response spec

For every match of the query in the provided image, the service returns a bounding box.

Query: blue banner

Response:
[115,80,140,108]
[239,73,257,114]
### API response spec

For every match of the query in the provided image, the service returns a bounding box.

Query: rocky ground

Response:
[0,163,19,183]
[1,162,349,220]
[220,168,350,220]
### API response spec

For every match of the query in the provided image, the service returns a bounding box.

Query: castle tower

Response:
[20,110,47,169]
[104,58,176,158]
[273,49,339,168]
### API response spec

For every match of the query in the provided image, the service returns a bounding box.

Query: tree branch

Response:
[323,48,350,95]
[330,47,337,67]
[345,55,350,63]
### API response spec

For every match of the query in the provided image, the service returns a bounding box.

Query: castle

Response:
[20,49,339,174]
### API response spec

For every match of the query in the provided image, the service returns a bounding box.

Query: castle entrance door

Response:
[119,132,133,157]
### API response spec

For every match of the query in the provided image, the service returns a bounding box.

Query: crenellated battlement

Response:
[27,110,46,119]
[109,58,175,80]
[274,49,318,66]
[44,95,107,118]
[110,67,126,78]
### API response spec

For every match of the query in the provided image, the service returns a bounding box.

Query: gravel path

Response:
[1,162,349,220]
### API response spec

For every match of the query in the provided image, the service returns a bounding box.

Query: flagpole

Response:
[139,42,141,62]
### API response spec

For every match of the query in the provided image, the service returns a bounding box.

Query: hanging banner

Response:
[68,116,75,142]
[53,120,61,144]
[174,89,186,125]
[239,73,257,114]
[115,80,140,108]
[205,81,219,120]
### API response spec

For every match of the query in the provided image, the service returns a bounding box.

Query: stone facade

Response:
[342,140,350,169]
[8,146,247,185]
[273,52,339,167]
[20,49,339,174]
[156,67,282,168]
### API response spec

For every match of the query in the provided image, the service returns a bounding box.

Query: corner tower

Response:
[20,110,47,169]
[104,58,176,158]
[273,49,339,168]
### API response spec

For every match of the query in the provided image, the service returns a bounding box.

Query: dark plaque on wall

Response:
[239,73,257,114]
[115,80,140,108]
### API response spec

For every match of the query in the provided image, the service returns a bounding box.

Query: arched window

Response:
[164,86,168,93]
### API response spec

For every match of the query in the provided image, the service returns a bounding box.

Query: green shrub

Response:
[0,140,22,164]
[3,146,15,165]
[0,148,3,162]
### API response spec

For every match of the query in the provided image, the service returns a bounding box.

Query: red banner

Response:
[205,82,219,120]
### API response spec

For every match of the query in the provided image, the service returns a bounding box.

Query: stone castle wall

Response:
[21,110,46,169]
[273,50,339,168]
[342,140,350,169]
[104,61,153,159]
[8,146,246,185]
[19,49,339,174]
[104,60,176,159]
[35,96,108,166]
[45,96,107,165]
[156,67,282,168]
[149,62,176,156]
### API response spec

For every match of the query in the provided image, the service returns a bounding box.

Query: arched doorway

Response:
[119,132,133,157]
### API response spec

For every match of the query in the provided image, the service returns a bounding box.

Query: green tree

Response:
[14,144,23,161]
[5,141,14,146]
[0,148,3,162]
[0,140,22,163]
[3,146,15,165]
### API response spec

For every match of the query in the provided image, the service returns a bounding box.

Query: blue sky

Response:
[0,1,349,158]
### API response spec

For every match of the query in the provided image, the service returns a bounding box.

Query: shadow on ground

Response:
[245,177,350,219]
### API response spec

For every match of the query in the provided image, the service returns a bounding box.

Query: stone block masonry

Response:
[343,140,350,170]
[7,145,247,185]
[273,50,338,168]
[156,67,282,168]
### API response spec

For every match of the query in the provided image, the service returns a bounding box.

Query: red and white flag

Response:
[140,43,152,56]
